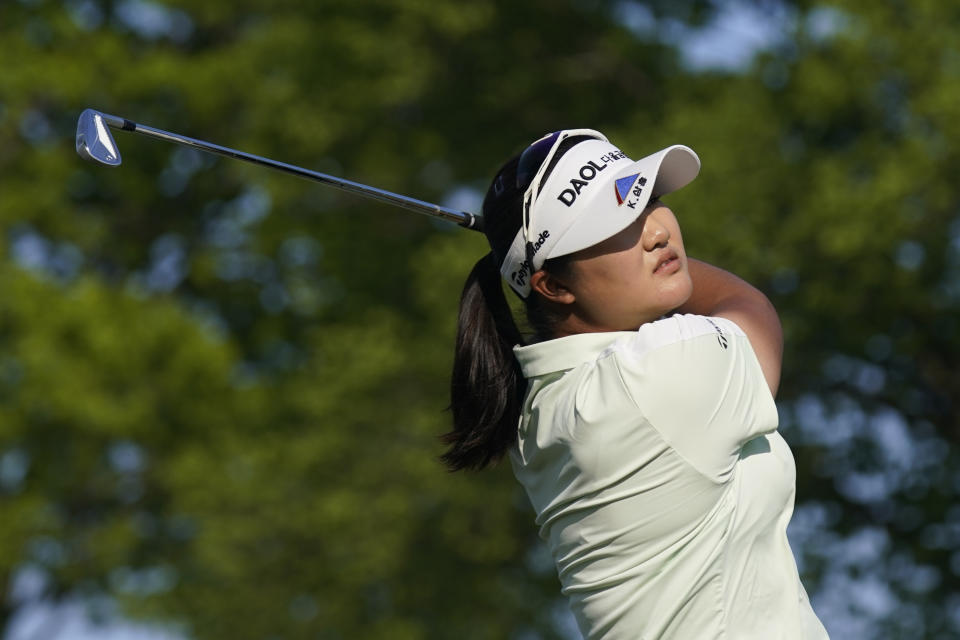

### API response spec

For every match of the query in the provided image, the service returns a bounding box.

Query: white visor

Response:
[499,138,701,297]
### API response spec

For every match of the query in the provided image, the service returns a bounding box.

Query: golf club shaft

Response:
[95,112,483,231]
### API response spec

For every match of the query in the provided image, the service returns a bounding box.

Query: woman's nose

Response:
[642,213,670,250]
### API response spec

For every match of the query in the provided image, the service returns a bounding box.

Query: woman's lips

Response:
[653,250,680,275]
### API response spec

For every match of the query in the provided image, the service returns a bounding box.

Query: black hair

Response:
[441,136,588,471]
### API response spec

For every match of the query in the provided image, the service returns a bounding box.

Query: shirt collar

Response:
[513,331,636,378]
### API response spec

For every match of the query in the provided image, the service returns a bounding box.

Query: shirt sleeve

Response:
[609,314,779,482]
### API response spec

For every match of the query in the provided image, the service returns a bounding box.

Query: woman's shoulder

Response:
[610,313,746,361]
[514,314,749,380]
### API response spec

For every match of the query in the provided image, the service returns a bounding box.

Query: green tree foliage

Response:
[0,1,704,638]
[1,0,959,638]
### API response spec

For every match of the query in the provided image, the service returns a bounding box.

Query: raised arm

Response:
[675,259,784,396]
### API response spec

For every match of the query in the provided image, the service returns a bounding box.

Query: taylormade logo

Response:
[556,150,626,207]
[511,230,550,287]
[705,318,729,350]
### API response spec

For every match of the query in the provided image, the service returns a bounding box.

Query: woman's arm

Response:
[676,258,784,396]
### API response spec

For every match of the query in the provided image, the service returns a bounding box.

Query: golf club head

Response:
[76,109,121,166]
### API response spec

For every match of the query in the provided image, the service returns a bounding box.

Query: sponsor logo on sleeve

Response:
[705,317,729,349]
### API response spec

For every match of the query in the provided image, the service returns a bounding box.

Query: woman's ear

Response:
[530,270,576,304]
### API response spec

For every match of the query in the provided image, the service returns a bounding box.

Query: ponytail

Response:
[441,142,585,471]
[442,252,526,471]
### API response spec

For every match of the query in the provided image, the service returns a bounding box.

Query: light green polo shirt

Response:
[510,314,828,640]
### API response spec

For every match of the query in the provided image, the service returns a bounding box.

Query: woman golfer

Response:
[443,130,829,639]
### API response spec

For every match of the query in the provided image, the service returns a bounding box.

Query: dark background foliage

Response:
[1,1,957,638]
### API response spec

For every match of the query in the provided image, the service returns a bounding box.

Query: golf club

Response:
[75,108,484,231]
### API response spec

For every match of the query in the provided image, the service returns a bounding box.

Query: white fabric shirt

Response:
[509,314,829,640]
